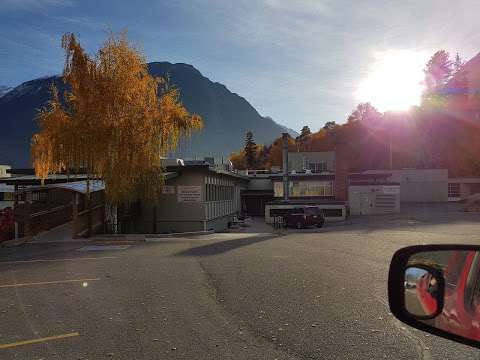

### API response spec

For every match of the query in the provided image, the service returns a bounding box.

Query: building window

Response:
[0,193,15,201]
[308,162,327,173]
[274,181,334,197]
[448,183,461,198]
[205,183,233,202]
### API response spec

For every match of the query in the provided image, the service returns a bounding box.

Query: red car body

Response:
[416,250,480,340]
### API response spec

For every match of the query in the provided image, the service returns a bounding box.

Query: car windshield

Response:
[1,1,480,359]
[305,208,321,215]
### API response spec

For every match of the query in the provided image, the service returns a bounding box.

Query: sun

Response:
[355,49,429,112]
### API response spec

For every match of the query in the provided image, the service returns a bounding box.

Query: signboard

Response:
[177,186,202,202]
[383,186,400,195]
[162,185,175,195]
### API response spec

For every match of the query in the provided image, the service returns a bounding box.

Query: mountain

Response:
[0,86,12,98]
[0,62,297,167]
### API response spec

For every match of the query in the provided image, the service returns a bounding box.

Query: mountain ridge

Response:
[0,62,297,166]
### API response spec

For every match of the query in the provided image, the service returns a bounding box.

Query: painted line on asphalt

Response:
[0,256,118,265]
[0,332,80,350]
[0,278,100,288]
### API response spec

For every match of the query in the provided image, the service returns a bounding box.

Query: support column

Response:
[72,193,78,238]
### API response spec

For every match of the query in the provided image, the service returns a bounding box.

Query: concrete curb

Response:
[1,237,30,247]
[91,230,216,243]
[145,230,215,242]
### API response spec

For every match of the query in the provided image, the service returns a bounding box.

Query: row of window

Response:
[448,183,461,198]
[0,192,14,201]
[308,162,328,173]
[273,181,334,197]
[205,184,234,202]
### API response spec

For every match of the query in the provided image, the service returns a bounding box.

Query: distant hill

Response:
[0,62,297,167]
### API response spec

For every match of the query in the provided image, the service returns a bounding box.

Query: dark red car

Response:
[284,206,325,229]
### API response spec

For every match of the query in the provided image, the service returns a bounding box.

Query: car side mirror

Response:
[389,245,480,348]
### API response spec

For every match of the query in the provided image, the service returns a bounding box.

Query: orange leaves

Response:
[31,31,203,204]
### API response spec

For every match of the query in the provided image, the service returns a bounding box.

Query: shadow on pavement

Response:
[175,234,281,257]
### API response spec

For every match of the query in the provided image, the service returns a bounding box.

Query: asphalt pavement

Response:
[1,207,480,359]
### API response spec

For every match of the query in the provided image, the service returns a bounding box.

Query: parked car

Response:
[284,206,325,229]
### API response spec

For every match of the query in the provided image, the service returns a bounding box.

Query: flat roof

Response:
[0,184,14,193]
[166,164,249,181]
[449,177,480,183]
[268,198,345,205]
[348,173,392,179]
[3,172,179,187]
[270,174,335,181]
[349,182,400,186]
[49,180,105,194]
[2,174,89,185]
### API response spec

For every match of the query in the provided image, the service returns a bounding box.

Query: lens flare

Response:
[355,49,429,111]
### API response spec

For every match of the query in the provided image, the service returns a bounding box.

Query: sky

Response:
[1,0,480,131]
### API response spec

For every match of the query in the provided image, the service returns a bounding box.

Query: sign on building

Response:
[177,186,202,202]
[382,186,400,195]
[162,185,175,195]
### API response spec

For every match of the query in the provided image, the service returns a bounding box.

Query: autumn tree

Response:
[229,149,246,169]
[31,32,202,234]
[244,131,257,168]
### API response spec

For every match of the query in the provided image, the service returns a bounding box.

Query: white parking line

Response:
[0,256,118,265]
[0,332,80,349]
[0,278,100,288]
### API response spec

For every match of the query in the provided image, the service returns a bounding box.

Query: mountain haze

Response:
[0,62,297,167]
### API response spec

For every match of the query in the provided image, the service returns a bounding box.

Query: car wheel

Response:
[317,222,323,228]
[296,222,302,229]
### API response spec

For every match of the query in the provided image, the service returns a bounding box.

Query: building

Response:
[348,173,400,215]
[288,151,335,173]
[241,135,347,222]
[0,165,11,178]
[135,162,248,233]
[0,184,14,210]
[360,169,448,202]
[447,177,480,202]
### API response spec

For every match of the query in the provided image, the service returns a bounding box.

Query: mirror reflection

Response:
[404,267,439,317]
[407,250,480,342]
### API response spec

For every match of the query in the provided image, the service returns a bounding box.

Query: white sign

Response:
[177,186,202,202]
[162,185,175,195]
[383,186,400,195]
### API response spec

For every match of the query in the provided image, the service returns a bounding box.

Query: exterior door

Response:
[360,194,371,215]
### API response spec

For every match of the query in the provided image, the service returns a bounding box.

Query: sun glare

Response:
[355,50,429,112]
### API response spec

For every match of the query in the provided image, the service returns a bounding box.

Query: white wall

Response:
[363,169,448,202]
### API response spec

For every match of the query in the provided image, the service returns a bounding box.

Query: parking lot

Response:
[1,203,480,359]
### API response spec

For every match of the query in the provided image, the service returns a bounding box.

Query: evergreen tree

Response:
[244,131,257,167]
[424,50,453,93]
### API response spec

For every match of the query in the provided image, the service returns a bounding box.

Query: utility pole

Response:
[282,133,289,201]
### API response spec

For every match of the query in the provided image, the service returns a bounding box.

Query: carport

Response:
[3,176,105,239]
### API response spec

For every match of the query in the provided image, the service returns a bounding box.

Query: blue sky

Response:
[1,0,479,131]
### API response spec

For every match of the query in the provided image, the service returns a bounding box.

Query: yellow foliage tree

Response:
[32,32,202,207]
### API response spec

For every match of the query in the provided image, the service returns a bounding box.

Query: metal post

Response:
[389,130,393,170]
[282,133,289,201]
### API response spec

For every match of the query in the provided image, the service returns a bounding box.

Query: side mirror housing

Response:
[389,245,480,349]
